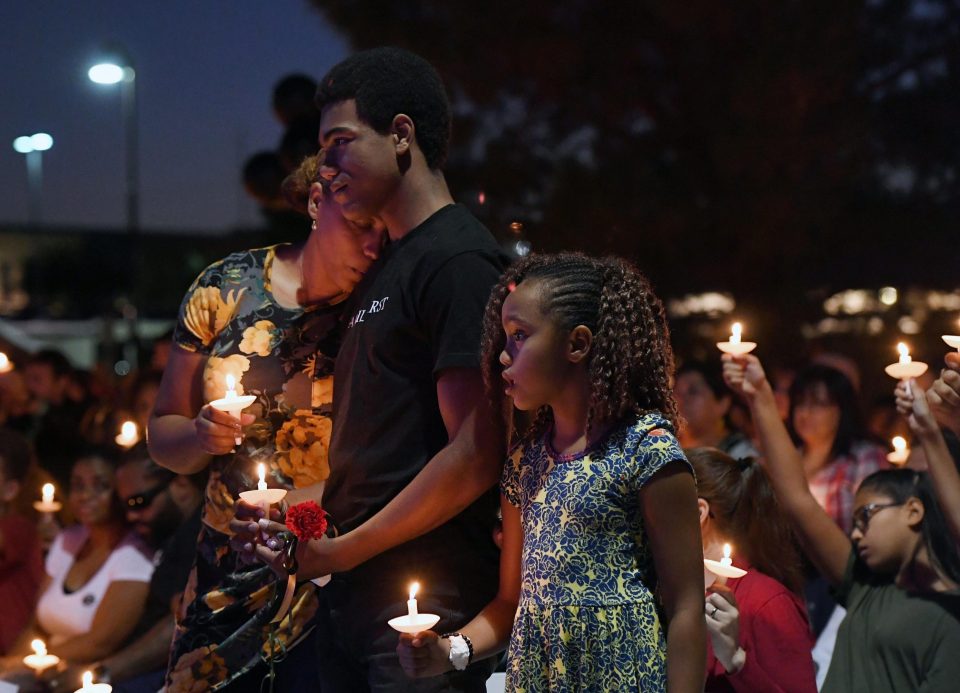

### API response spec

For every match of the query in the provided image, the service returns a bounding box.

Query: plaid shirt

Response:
[808,441,890,535]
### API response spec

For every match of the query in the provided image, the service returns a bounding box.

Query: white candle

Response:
[703,542,747,583]
[73,669,112,693]
[225,374,238,398]
[115,420,139,448]
[23,638,60,674]
[730,323,742,345]
[42,483,54,504]
[407,582,420,618]
[898,342,911,365]
[884,342,928,386]
[209,373,256,446]
[720,543,733,567]
[717,321,756,356]
[0,352,11,373]
[888,436,910,465]
[34,483,62,513]
[257,463,268,491]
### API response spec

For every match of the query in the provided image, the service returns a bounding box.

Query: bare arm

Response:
[927,352,960,436]
[48,580,150,664]
[294,367,506,577]
[642,462,706,693]
[148,345,252,474]
[723,354,851,586]
[896,381,960,543]
[396,494,522,678]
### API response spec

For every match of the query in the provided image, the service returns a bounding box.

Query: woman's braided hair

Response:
[480,252,678,435]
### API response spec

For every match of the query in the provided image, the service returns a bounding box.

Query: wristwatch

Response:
[441,632,473,671]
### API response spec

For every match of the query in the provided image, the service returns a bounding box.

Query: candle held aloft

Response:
[34,482,62,513]
[114,420,139,448]
[238,462,286,511]
[943,335,960,352]
[0,352,12,373]
[23,638,60,675]
[209,373,256,445]
[388,580,440,633]
[884,342,928,383]
[717,322,757,356]
[887,436,910,465]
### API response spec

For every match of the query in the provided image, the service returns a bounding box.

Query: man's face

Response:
[115,463,181,546]
[24,364,63,404]
[317,99,401,222]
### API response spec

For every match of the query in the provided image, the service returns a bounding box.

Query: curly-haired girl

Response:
[397,253,705,692]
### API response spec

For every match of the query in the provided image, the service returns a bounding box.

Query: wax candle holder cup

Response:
[883,362,928,380]
[239,488,287,512]
[209,394,256,445]
[942,335,960,352]
[23,651,59,676]
[703,558,747,583]
[716,341,757,356]
[33,499,62,513]
[887,450,910,466]
[387,613,441,634]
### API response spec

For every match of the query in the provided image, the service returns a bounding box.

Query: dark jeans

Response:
[219,626,321,692]
[314,574,496,693]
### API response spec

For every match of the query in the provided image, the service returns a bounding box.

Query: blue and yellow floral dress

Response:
[501,412,690,692]
[166,245,340,692]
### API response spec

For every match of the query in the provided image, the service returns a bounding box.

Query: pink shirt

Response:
[0,514,43,653]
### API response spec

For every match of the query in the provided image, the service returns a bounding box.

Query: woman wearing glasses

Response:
[723,353,960,692]
[0,451,154,678]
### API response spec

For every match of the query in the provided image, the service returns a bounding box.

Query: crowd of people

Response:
[1,46,960,693]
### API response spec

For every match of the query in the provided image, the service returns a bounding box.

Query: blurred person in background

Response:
[676,360,758,459]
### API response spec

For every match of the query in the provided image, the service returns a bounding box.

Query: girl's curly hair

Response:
[280,152,322,215]
[480,252,678,435]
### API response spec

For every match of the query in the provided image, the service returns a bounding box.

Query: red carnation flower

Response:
[285,500,328,542]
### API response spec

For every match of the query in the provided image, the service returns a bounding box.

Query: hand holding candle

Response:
[704,543,747,585]
[884,342,928,395]
[717,322,757,356]
[33,482,62,513]
[23,638,59,675]
[238,462,287,511]
[887,436,910,465]
[209,374,256,445]
[388,581,440,633]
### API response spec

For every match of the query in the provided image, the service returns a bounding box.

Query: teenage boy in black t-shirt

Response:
[239,48,509,691]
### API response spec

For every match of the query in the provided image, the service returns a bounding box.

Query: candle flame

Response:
[722,543,732,560]
[226,373,236,390]
[409,581,419,600]
[893,436,907,453]
[42,483,54,502]
[897,342,911,364]
[730,322,742,344]
[0,353,8,369]
[82,671,93,687]
[31,639,46,656]
[121,420,137,438]
[257,463,266,484]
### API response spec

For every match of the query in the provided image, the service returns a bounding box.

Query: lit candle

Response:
[34,482,62,513]
[703,542,748,584]
[717,322,757,356]
[0,352,12,373]
[209,373,256,446]
[884,342,928,390]
[114,420,139,448]
[407,582,420,618]
[23,638,59,675]
[74,670,112,693]
[387,580,440,634]
[238,461,286,511]
[888,436,910,465]
[943,335,960,352]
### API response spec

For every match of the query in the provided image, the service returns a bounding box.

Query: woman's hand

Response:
[927,352,960,436]
[721,353,769,399]
[396,631,451,679]
[193,404,254,456]
[895,381,941,440]
[705,584,745,674]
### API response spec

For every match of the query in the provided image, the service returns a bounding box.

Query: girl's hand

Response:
[194,404,255,455]
[705,585,745,674]
[896,381,942,440]
[396,631,451,679]
[721,353,769,399]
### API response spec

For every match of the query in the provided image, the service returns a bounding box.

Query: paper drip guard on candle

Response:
[239,463,287,510]
[717,322,757,356]
[74,670,112,693]
[23,639,59,675]
[943,335,960,352]
[887,436,910,466]
[884,342,928,381]
[703,543,747,583]
[388,582,440,633]
[33,483,62,513]
[209,374,256,445]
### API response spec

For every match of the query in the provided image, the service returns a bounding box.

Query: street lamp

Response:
[88,54,139,231]
[12,132,53,224]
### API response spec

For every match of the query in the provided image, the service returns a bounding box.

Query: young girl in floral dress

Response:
[397,253,705,692]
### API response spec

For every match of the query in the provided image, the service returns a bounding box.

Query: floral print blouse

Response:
[165,245,341,691]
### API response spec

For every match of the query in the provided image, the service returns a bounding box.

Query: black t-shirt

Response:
[325,204,508,582]
[131,506,202,640]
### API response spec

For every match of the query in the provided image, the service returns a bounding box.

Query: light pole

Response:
[12,133,53,225]
[88,56,139,231]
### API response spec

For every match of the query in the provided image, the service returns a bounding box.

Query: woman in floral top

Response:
[149,155,383,692]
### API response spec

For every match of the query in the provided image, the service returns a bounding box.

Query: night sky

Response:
[1,1,347,233]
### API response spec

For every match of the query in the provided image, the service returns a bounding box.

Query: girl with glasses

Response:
[724,353,960,692]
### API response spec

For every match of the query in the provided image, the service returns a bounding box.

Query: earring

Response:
[311,220,317,231]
